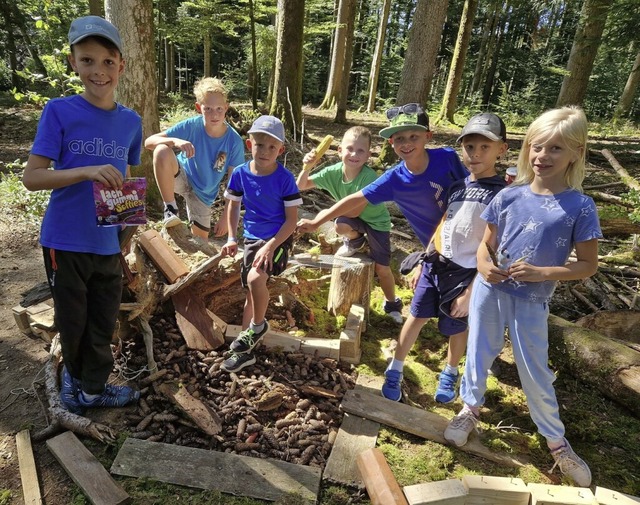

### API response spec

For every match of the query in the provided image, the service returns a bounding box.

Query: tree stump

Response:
[327,255,374,319]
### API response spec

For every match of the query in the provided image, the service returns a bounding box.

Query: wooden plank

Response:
[29,307,56,331]
[403,480,467,505]
[111,437,320,504]
[339,304,364,362]
[46,431,130,505]
[323,412,379,488]
[157,382,222,435]
[301,337,340,360]
[357,448,408,505]
[340,389,526,468]
[12,305,31,334]
[595,486,640,504]
[138,229,190,284]
[16,430,42,505]
[172,286,224,351]
[162,252,224,300]
[528,483,597,505]
[462,475,529,505]
[225,324,301,353]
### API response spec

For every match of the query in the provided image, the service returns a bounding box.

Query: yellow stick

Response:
[303,134,334,171]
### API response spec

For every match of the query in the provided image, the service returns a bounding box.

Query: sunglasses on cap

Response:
[386,103,423,120]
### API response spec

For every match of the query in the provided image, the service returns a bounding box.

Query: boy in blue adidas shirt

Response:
[221,116,302,373]
[145,77,245,239]
[23,16,141,413]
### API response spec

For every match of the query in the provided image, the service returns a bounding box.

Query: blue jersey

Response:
[362,147,468,246]
[225,161,302,240]
[166,116,245,206]
[31,95,142,254]
[482,184,603,302]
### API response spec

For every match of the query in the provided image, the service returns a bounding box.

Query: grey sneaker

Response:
[550,440,592,487]
[230,321,270,353]
[221,352,256,373]
[163,205,181,227]
[444,407,478,447]
[383,298,403,324]
[335,236,366,257]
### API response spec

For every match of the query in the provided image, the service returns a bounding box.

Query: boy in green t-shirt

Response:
[297,126,402,323]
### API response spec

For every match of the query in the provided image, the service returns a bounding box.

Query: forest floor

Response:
[0,99,639,504]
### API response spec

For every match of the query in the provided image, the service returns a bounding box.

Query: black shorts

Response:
[241,236,293,288]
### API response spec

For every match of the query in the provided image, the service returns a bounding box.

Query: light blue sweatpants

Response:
[460,277,565,443]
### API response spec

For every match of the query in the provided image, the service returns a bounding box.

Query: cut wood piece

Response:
[12,305,31,334]
[575,310,640,343]
[327,255,374,318]
[403,479,467,505]
[339,304,364,364]
[548,314,640,417]
[16,430,42,505]
[162,251,224,300]
[157,382,222,435]
[528,483,596,505]
[324,412,378,488]
[356,448,408,505]
[300,337,340,360]
[138,229,190,284]
[111,437,320,504]
[46,431,130,505]
[172,286,224,351]
[225,324,301,353]
[340,389,526,468]
[29,307,56,331]
[595,486,640,504]
[207,310,228,336]
[462,475,529,505]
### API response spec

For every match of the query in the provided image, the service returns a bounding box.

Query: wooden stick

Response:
[16,430,42,505]
[356,448,408,505]
[601,149,640,191]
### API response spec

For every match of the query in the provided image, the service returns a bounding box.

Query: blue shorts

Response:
[410,255,476,336]
[334,216,391,266]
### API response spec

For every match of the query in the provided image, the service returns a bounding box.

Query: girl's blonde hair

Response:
[513,106,588,191]
[193,77,228,103]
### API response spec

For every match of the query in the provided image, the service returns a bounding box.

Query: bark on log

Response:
[575,310,640,344]
[327,256,374,318]
[548,315,640,417]
[599,217,640,236]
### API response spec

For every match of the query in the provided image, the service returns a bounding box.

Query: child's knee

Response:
[153,144,178,165]
[375,263,393,277]
[246,267,268,286]
[334,221,356,236]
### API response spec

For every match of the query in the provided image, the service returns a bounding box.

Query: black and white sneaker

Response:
[230,321,270,353]
[221,352,257,373]
[163,205,181,227]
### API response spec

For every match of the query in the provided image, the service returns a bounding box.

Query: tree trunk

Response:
[203,31,211,77]
[556,0,614,107]
[270,0,305,136]
[106,0,161,209]
[89,0,105,16]
[614,47,640,120]
[436,0,478,123]
[547,314,640,417]
[249,0,259,109]
[482,7,507,106]
[365,0,392,113]
[334,0,357,123]
[320,0,355,110]
[470,0,499,96]
[327,257,374,320]
[396,0,449,106]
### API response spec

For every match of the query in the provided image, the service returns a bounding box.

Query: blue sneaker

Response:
[434,369,459,404]
[381,369,403,401]
[60,366,85,415]
[78,384,139,409]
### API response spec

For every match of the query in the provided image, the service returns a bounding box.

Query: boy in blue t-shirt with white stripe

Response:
[221,116,302,373]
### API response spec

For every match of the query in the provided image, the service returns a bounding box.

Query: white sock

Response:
[444,364,458,376]
[388,358,404,372]
[164,201,177,210]
[250,320,265,333]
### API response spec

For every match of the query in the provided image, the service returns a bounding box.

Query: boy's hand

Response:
[253,242,276,271]
[296,218,319,234]
[450,286,471,318]
[221,239,238,257]
[410,263,424,290]
[302,150,318,170]
[90,164,124,189]
[173,139,195,158]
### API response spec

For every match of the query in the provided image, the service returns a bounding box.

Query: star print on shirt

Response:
[520,217,542,233]
[555,237,568,247]
[580,206,594,217]
[507,278,525,289]
[564,216,575,227]
[541,198,560,212]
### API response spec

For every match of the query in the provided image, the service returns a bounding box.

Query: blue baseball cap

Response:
[69,16,123,54]
[248,115,286,143]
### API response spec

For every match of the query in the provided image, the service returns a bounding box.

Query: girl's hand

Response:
[253,242,275,271]
[450,287,471,318]
[508,261,544,282]
[478,258,509,284]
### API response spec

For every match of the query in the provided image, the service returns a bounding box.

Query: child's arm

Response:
[144,132,195,159]
[221,199,241,257]
[508,238,599,282]
[477,224,510,284]
[450,279,474,318]
[296,151,318,191]
[297,191,368,233]
[23,154,124,191]
[253,206,298,271]
[213,165,236,237]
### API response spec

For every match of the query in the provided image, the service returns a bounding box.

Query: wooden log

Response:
[172,286,224,351]
[138,229,190,284]
[356,448,408,505]
[16,430,42,505]
[327,255,374,318]
[601,149,640,191]
[548,314,640,417]
[157,382,222,435]
[162,252,224,300]
[599,217,640,236]
[575,310,640,344]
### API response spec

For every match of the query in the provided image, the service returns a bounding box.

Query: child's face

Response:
[247,133,285,170]
[195,92,228,128]
[68,38,124,108]
[339,133,370,170]
[460,134,507,180]
[528,133,580,183]
[389,129,432,161]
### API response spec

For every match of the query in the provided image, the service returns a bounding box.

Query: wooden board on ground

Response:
[528,483,596,504]
[225,324,301,353]
[46,431,130,505]
[339,304,364,364]
[172,286,224,351]
[157,382,222,435]
[403,479,467,505]
[16,430,42,505]
[340,389,526,468]
[462,475,529,505]
[111,437,320,504]
[595,486,640,504]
